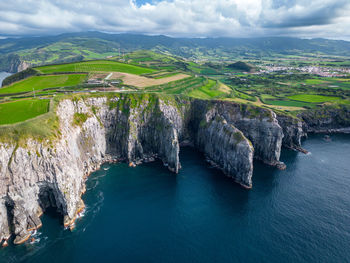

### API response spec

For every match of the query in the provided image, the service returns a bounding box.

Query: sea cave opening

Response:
[38,185,64,224]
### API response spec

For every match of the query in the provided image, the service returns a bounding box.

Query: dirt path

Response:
[110,72,190,88]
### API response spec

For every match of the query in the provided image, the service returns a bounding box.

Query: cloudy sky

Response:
[0,0,350,39]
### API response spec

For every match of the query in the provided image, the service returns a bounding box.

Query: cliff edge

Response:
[0,94,305,245]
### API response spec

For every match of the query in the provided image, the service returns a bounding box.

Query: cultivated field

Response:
[1,51,349,128]
[187,79,226,99]
[226,97,306,111]
[287,94,340,103]
[110,72,190,88]
[0,99,49,125]
[0,74,87,95]
[36,60,155,75]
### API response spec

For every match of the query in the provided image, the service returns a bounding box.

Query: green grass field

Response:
[304,79,326,85]
[0,99,50,125]
[260,94,276,100]
[187,79,224,99]
[144,76,206,95]
[288,94,340,103]
[36,60,156,75]
[264,99,311,107]
[0,74,86,95]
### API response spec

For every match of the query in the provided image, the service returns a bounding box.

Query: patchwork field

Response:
[1,52,349,127]
[110,72,190,88]
[0,74,87,95]
[36,60,156,75]
[0,99,50,125]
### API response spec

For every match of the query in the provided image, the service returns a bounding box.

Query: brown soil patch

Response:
[89,73,109,79]
[110,72,190,88]
[218,83,231,93]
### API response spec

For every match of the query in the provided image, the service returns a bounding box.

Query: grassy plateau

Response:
[0,99,50,125]
[0,74,87,95]
[36,60,156,75]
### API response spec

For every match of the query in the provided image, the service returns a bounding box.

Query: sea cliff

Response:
[0,94,318,245]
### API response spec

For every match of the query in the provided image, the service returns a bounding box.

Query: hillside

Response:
[228,61,255,72]
[1,32,350,72]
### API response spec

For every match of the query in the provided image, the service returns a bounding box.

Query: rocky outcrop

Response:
[16,61,31,73]
[0,54,30,73]
[101,95,183,172]
[276,113,307,153]
[196,113,254,188]
[191,100,285,168]
[298,105,350,133]
[0,94,304,245]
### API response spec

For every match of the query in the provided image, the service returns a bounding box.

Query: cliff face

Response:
[102,96,184,172]
[0,95,188,245]
[276,113,306,152]
[0,98,107,245]
[191,100,285,168]
[0,94,303,245]
[0,54,30,73]
[195,111,254,188]
[298,105,350,133]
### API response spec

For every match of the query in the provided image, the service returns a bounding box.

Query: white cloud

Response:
[0,0,349,39]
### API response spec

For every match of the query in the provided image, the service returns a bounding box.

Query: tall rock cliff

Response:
[195,112,254,188]
[191,100,285,168]
[298,105,350,133]
[276,113,306,152]
[0,54,31,73]
[0,94,300,245]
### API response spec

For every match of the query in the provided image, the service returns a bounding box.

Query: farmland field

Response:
[264,99,311,107]
[187,79,224,99]
[287,94,340,103]
[0,99,50,125]
[304,79,326,85]
[144,76,207,95]
[0,74,87,95]
[109,72,190,88]
[36,60,156,75]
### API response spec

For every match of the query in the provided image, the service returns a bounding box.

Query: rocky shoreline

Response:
[0,94,347,246]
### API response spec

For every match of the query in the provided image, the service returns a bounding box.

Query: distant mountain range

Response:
[1,31,350,72]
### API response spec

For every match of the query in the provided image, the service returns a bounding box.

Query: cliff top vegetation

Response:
[0,50,349,128]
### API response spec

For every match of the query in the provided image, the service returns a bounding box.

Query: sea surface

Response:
[0,72,11,86]
[1,134,350,263]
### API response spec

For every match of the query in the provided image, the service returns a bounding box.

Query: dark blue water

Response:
[2,134,350,263]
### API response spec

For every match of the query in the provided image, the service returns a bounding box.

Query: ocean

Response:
[1,134,350,263]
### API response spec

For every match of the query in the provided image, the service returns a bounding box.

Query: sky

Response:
[0,0,350,40]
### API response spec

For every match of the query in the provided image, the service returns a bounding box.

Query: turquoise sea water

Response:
[1,134,350,263]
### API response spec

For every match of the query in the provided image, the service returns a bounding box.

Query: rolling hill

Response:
[1,32,350,72]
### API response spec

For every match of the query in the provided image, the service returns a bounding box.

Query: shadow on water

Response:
[179,147,251,215]
[252,147,300,194]
[42,207,63,225]
[2,134,350,263]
